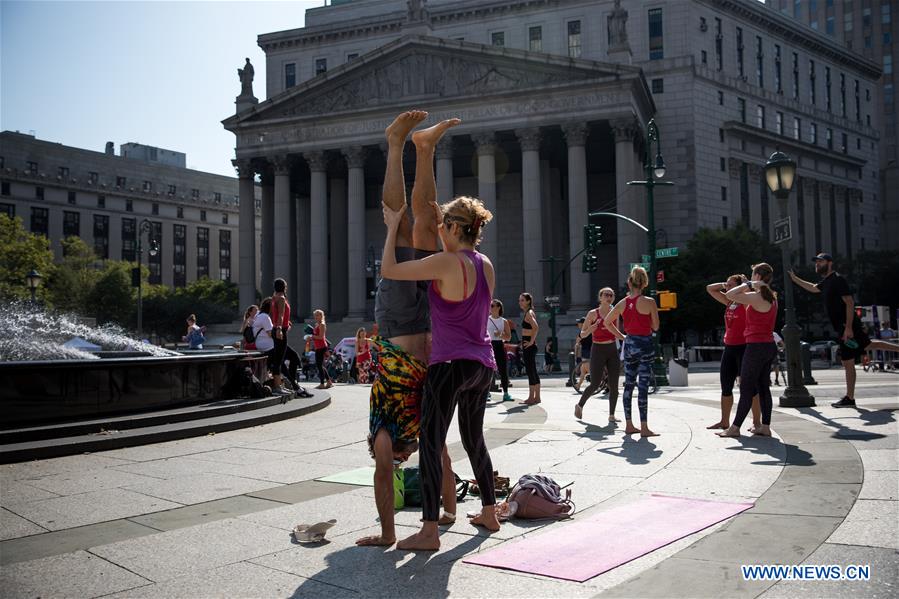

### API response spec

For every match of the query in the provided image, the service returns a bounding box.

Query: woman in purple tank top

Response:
[381,195,500,551]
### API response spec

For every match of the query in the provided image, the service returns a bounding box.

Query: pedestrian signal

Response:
[659,291,678,310]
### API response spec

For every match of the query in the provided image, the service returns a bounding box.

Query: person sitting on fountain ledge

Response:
[183,314,205,349]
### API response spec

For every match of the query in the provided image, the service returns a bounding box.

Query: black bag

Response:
[243,326,260,344]
[401,467,468,507]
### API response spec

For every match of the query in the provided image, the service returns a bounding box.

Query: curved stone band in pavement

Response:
[600,400,863,598]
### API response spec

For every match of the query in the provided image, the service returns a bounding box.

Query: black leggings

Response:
[314,347,330,384]
[522,342,540,385]
[419,360,495,522]
[579,342,620,413]
[280,344,301,384]
[491,340,509,393]
[733,342,776,427]
[719,344,746,397]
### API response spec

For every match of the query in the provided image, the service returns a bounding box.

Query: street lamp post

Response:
[25,269,42,305]
[627,118,674,387]
[764,151,815,407]
[136,219,159,339]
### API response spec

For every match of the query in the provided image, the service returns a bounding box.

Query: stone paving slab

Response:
[858,470,899,500]
[750,482,861,517]
[245,479,356,504]
[25,466,162,496]
[0,479,60,504]
[90,517,294,582]
[8,487,183,531]
[857,448,899,471]
[121,472,284,505]
[0,549,151,599]
[180,446,305,465]
[636,465,782,499]
[760,543,899,598]
[827,499,899,550]
[95,435,243,462]
[0,453,135,482]
[0,507,47,541]
[129,495,283,532]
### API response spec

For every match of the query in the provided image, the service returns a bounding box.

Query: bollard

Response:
[668,358,689,386]
[800,341,817,385]
[566,351,576,386]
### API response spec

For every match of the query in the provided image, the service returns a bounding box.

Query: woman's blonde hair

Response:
[441,196,493,246]
[356,327,366,341]
[598,287,614,301]
[628,266,649,291]
[313,309,326,323]
[751,263,778,304]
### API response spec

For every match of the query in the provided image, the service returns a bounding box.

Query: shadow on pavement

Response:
[797,406,891,442]
[724,435,789,466]
[597,436,663,465]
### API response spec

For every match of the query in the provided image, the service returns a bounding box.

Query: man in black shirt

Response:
[790,252,899,407]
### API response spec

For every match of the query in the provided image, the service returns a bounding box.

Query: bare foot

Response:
[522,398,541,405]
[574,404,583,419]
[385,110,428,146]
[752,424,772,437]
[609,415,620,423]
[438,513,456,526]
[706,421,728,429]
[396,530,440,551]
[469,512,501,532]
[355,534,395,547]
[717,425,741,438]
[412,118,461,150]
[624,422,640,434]
[640,427,659,438]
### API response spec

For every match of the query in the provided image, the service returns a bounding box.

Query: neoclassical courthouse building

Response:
[225,0,884,321]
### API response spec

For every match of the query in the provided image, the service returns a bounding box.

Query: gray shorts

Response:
[375,247,436,338]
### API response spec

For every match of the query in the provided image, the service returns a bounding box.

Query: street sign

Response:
[537,311,551,318]
[629,262,650,271]
[544,295,561,308]
[655,247,679,258]
[774,217,792,244]
[641,254,651,263]
[657,270,665,283]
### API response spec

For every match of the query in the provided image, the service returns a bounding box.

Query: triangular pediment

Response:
[226,35,644,126]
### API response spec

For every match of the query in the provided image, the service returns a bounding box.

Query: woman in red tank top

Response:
[705,274,760,431]
[575,287,625,422]
[718,263,778,438]
[602,266,660,437]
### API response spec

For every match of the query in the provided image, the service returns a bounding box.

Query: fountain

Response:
[0,303,265,429]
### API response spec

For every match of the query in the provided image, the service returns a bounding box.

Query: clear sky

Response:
[1,0,321,177]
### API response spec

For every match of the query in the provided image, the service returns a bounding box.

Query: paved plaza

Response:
[1,368,896,598]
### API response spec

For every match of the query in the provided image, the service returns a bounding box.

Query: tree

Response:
[45,236,102,315]
[0,214,55,302]
[88,261,135,327]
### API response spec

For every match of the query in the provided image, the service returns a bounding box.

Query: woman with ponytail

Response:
[718,263,778,438]
[518,292,541,405]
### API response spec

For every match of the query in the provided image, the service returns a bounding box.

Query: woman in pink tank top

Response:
[380,194,500,551]
[603,266,660,437]
[718,263,779,438]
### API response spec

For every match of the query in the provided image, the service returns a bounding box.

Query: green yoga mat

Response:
[316,466,377,487]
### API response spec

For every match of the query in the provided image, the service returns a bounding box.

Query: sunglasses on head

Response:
[601,292,614,297]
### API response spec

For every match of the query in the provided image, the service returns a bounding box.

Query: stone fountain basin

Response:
[0,350,266,428]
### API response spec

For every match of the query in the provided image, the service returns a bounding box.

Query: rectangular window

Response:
[116,176,126,188]
[177,206,184,219]
[718,90,724,105]
[68,191,76,205]
[715,18,723,71]
[31,207,48,236]
[63,211,80,238]
[197,227,209,278]
[722,216,728,229]
[0,203,13,218]
[701,50,707,64]
[809,60,816,105]
[27,161,38,175]
[845,14,854,31]
[222,213,229,224]
[97,194,105,208]
[142,180,152,193]
[200,210,207,222]
[93,215,109,259]
[88,172,99,185]
[567,20,582,58]
[756,36,764,88]
[884,3,892,23]
[191,188,200,200]
[774,44,782,93]
[736,27,744,78]
[886,83,895,108]
[491,31,505,46]
[167,184,176,196]
[1,181,9,196]
[651,78,664,93]
[152,203,159,215]
[219,230,232,281]
[648,9,664,60]
[173,224,186,287]
[793,52,799,100]
[826,128,833,150]
[841,132,848,154]
[214,192,221,203]
[826,16,834,34]
[855,79,861,121]
[529,25,542,52]
[719,128,725,143]
[776,111,784,135]
[793,117,801,140]
[35,186,44,200]
[346,53,358,62]
[840,73,846,117]
[738,97,746,123]
[811,123,818,145]
[148,222,162,284]
[720,157,726,171]
[58,166,69,179]
[121,218,136,261]
[740,163,750,225]
[757,104,766,129]
[885,55,893,75]
[721,186,728,202]
[760,168,770,240]
[126,199,133,212]
[314,58,327,76]
[285,63,296,88]
[825,66,832,111]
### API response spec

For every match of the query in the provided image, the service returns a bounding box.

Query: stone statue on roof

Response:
[238,58,255,97]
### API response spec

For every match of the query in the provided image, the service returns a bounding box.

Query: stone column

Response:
[819,182,833,251]
[516,127,544,297]
[802,178,817,252]
[330,177,348,318]
[612,118,642,289]
[272,156,291,285]
[747,164,763,235]
[234,159,257,311]
[344,147,367,320]
[260,170,275,290]
[473,132,498,261]
[307,151,329,312]
[834,184,847,255]
[436,137,454,203]
[564,122,590,310]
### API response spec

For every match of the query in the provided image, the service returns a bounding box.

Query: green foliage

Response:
[140,278,239,341]
[0,214,55,302]
[87,262,135,326]
[45,237,103,314]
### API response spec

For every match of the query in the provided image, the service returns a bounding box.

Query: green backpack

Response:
[393,466,468,510]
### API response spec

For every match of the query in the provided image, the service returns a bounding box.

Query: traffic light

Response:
[583,224,602,251]
[582,253,598,273]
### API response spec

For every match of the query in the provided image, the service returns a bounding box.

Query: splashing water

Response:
[0,303,179,362]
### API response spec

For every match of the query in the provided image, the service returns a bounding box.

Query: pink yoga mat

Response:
[463,494,753,582]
